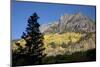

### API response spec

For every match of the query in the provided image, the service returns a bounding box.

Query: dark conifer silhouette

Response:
[21,12,46,64]
[12,13,46,66]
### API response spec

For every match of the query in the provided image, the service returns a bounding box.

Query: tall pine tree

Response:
[21,12,45,64]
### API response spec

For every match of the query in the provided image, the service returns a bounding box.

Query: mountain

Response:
[40,12,95,34]
[40,21,59,33]
[12,12,96,57]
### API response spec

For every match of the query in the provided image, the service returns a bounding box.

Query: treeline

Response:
[42,49,96,64]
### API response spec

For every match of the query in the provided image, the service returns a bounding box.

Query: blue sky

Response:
[12,1,96,39]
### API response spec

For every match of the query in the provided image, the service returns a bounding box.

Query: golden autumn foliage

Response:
[12,32,82,51]
[43,32,82,48]
[12,39,26,52]
[12,32,96,56]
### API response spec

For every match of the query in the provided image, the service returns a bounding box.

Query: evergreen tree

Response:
[21,12,46,64]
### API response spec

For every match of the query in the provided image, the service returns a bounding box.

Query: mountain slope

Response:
[12,12,96,56]
[40,12,95,34]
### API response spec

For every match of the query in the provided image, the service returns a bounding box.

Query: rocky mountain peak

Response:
[40,12,95,34]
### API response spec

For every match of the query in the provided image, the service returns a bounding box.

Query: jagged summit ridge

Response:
[40,12,95,34]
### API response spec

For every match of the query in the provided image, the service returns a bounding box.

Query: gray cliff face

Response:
[40,21,59,34]
[40,12,95,34]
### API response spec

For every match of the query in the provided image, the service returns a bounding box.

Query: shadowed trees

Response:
[12,13,46,66]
